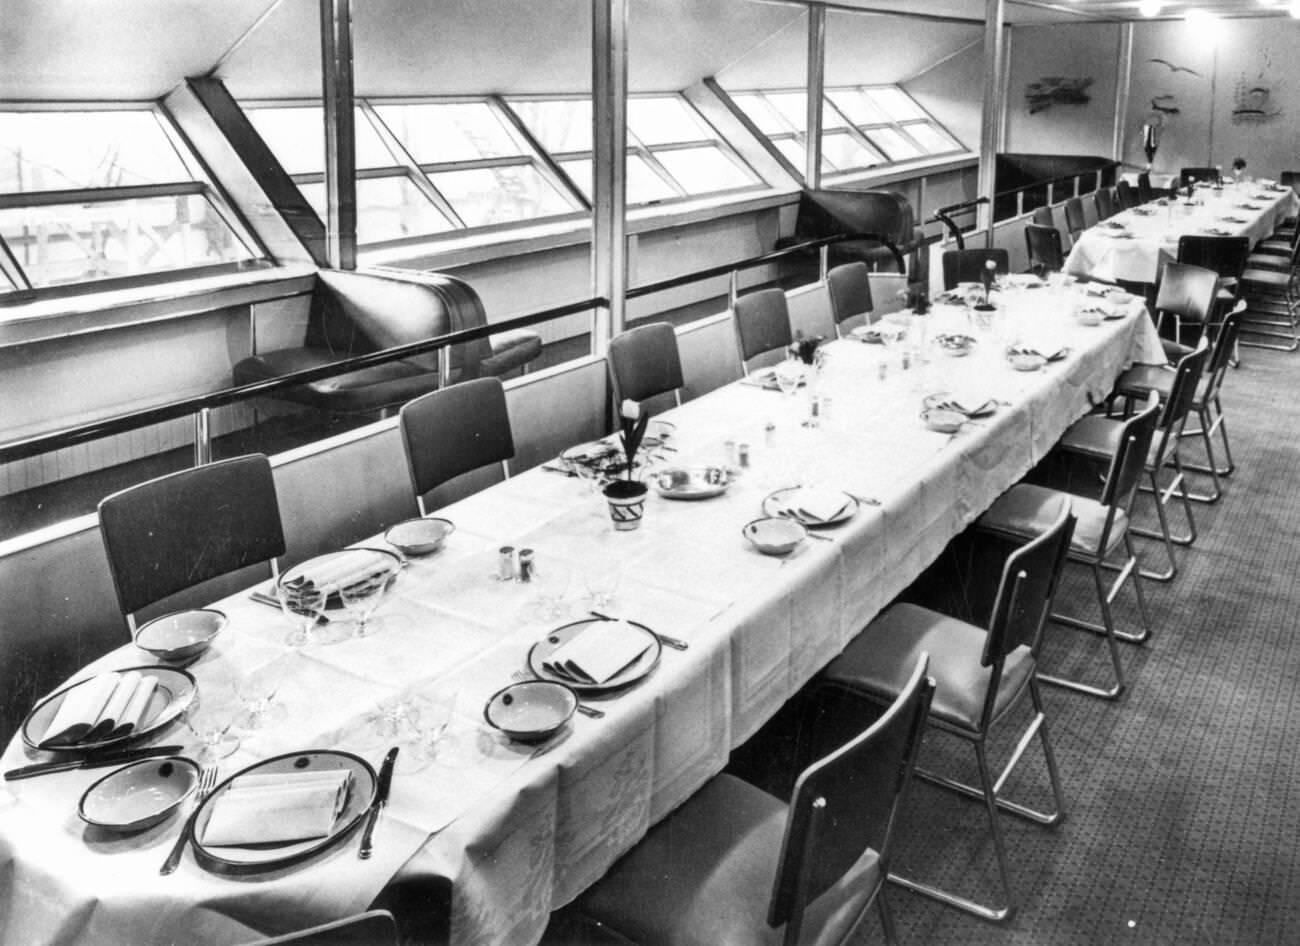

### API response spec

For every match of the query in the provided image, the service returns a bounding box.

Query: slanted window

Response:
[0,109,263,296]
[728,85,964,178]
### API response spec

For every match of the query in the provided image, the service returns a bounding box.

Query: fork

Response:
[512,671,605,718]
[160,764,219,875]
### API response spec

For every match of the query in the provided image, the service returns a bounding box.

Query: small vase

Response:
[603,480,648,531]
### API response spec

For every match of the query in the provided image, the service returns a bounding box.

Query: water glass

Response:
[340,567,395,638]
[278,578,328,648]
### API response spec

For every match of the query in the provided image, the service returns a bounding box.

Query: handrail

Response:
[0,231,908,466]
[930,197,988,249]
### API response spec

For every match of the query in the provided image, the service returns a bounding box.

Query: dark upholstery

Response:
[983,484,1128,560]
[233,269,540,415]
[825,262,874,328]
[1180,166,1221,187]
[734,288,794,368]
[1064,197,1087,242]
[778,189,912,272]
[1024,224,1065,275]
[1137,172,1154,203]
[1115,180,1138,210]
[1094,187,1117,220]
[399,378,514,511]
[607,322,684,406]
[98,454,285,623]
[1030,206,1054,228]
[941,249,1010,290]
[1153,261,1219,346]
[237,910,397,946]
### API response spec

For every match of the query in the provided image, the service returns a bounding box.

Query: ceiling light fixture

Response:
[1185,8,1215,26]
[1290,0,1300,17]
[1138,0,1163,16]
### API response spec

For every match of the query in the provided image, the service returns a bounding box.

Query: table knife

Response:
[4,744,185,781]
[358,746,398,860]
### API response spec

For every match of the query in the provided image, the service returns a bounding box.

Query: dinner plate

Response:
[653,465,735,500]
[278,548,402,611]
[761,486,859,529]
[641,419,676,449]
[850,324,904,345]
[21,666,196,754]
[190,750,376,873]
[922,392,996,418]
[528,618,662,694]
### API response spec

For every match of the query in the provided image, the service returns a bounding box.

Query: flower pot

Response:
[603,481,648,531]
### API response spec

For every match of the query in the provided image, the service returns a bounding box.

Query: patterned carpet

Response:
[873,342,1300,945]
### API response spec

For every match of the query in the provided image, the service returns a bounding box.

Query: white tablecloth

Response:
[1065,182,1299,284]
[0,288,1163,946]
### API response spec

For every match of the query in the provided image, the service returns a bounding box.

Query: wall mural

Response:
[1232,80,1282,124]
[1025,76,1093,114]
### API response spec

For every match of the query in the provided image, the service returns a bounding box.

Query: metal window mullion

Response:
[0,235,33,292]
[358,101,466,227]
[632,146,689,199]
[491,94,591,212]
[319,0,357,270]
[805,5,826,189]
[417,154,535,174]
[592,0,629,349]
[0,182,205,210]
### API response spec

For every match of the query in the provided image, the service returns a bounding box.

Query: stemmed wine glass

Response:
[278,576,327,648]
[340,562,397,638]
[774,358,804,398]
[185,671,241,763]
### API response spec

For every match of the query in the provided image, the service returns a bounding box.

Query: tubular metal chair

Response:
[1063,197,1087,245]
[1113,306,1244,503]
[1094,187,1118,221]
[1176,235,1250,321]
[978,394,1160,700]
[1237,226,1300,351]
[815,501,1075,922]
[826,261,875,335]
[1030,205,1054,228]
[574,656,934,946]
[1057,338,1210,582]
[98,454,285,633]
[1180,166,1221,188]
[941,248,1010,290]
[1024,224,1065,276]
[1249,222,1299,264]
[1115,179,1138,210]
[607,322,684,409]
[237,910,398,946]
[733,287,794,372]
[1137,172,1154,204]
[398,377,515,516]
[1151,261,1220,352]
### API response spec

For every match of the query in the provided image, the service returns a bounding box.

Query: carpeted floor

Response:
[861,341,1300,945]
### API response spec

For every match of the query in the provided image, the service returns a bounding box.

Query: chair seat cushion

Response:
[1113,365,1210,408]
[482,330,543,377]
[1241,268,1291,286]
[1059,413,1174,470]
[233,348,443,414]
[978,483,1127,559]
[820,603,1032,733]
[576,774,881,946]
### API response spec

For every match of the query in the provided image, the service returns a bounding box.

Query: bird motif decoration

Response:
[1148,58,1201,77]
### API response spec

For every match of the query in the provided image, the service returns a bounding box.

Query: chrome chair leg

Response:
[877,891,899,946]
[1041,562,1127,700]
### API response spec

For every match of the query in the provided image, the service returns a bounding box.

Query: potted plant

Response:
[602,399,651,530]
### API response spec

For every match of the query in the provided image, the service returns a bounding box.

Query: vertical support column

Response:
[1113,23,1134,166]
[805,4,826,190]
[320,0,357,270]
[977,0,1006,237]
[591,0,629,352]
[194,408,212,466]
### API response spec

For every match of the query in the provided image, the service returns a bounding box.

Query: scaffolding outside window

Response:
[0,109,263,296]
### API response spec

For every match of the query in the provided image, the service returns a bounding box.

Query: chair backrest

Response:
[237,910,398,946]
[1281,171,1300,197]
[399,377,514,514]
[1155,261,1219,326]
[1030,205,1054,228]
[98,454,286,627]
[1202,304,1244,402]
[1115,179,1138,210]
[1176,235,1250,284]
[982,497,1075,670]
[941,248,1010,290]
[767,655,933,944]
[1180,166,1221,187]
[1024,224,1065,275]
[1099,392,1162,513]
[825,261,874,330]
[1153,338,1211,467]
[1137,172,1154,203]
[1063,197,1087,240]
[1094,187,1117,220]
[607,322,684,406]
[733,287,794,369]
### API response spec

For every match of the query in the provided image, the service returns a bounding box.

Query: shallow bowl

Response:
[742,516,806,556]
[1075,308,1103,327]
[385,517,455,556]
[133,609,226,662]
[921,408,966,434]
[484,680,578,743]
[934,333,976,357]
[1007,351,1047,372]
[78,756,199,832]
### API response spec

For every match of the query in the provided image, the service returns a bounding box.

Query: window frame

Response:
[0,103,271,304]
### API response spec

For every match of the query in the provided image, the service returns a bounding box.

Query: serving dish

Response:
[134,609,226,663]
[653,465,734,500]
[483,680,577,742]
[743,516,806,555]
[933,333,976,357]
[78,756,199,832]
[385,517,454,556]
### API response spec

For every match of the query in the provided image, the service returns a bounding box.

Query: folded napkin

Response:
[294,551,393,594]
[40,671,158,748]
[542,620,651,685]
[200,768,353,847]
[786,487,849,523]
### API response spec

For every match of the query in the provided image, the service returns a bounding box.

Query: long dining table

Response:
[0,285,1163,946]
[1064,179,1299,285]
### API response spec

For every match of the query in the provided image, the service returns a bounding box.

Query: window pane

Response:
[902,121,960,154]
[373,103,524,163]
[0,111,189,191]
[864,87,926,121]
[510,100,593,154]
[245,106,394,174]
[559,156,678,204]
[0,195,254,288]
[826,90,888,126]
[773,137,835,174]
[654,146,757,194]
[301,177,453,244]
[822,131,881,172]
[728,94,789,135]
[763,92,846,132]
[627,97,711,146]
[429,166,575,226]
[863,126,923,162]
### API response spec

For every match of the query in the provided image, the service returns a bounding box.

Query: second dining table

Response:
[0,282,1164,946]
